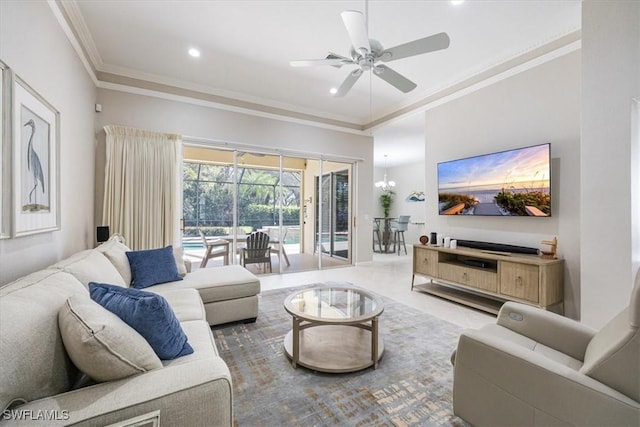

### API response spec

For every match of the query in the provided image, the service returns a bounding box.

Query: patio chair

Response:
[199,229,230,268]
[240,231,272,273]
[268,227,291,267]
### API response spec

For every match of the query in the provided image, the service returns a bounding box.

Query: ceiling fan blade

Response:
[341,10,370,54]
[327,52,352,61]
[373,65,417,93]
[380,32,450,62]
[334,68,363,97]
[326,52,356,68]
[290,58,352,67]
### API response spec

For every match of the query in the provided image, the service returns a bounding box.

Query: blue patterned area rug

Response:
[212,283,466,427]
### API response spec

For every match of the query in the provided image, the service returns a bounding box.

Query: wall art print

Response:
[0,60,11,239]
[406,190,425,202]
[12,75,59,237]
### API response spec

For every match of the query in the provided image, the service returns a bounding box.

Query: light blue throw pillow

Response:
[89,282,193,360]
[126,245,183,289]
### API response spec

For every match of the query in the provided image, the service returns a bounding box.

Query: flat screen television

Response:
[437,143,551,216]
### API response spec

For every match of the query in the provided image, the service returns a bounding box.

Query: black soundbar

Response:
[455,239,539,255]
[464,259,491,268]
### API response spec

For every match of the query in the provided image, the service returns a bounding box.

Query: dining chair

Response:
[391,215,411,255]
[373,219,383,252]
[240,231,272,273]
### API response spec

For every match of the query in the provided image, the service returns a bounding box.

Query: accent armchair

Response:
[452,269,640,426]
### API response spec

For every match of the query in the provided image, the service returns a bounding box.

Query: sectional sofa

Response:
[0,237,260,426]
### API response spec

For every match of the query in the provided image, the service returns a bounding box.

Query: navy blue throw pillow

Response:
[89,282,193,360]
[126,245,183,289]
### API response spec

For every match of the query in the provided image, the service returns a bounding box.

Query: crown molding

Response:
[48,0,98,85]
[55,0,103,70]
[365,30,582,131]
[97,63,364,126]
[52,1,581,135]
[97,79,368,136]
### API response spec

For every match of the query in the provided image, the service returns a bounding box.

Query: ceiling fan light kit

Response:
[291,10,450,97]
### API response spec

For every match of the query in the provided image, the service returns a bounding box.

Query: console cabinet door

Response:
[414,247,438,277]
[500,262,539,303]
[438,263,498,293]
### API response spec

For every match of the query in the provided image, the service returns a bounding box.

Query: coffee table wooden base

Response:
[284,325,385,373]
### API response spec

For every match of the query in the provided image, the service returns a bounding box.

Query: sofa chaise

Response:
[0,237,260,426]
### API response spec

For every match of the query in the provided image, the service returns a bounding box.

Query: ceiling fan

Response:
[290,10,450,97]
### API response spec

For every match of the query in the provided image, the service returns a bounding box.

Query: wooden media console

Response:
[412,244,564,315]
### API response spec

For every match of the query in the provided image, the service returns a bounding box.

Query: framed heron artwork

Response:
[12,75,59,237]
[0,60,11,239]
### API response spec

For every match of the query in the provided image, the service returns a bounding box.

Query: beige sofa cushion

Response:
[148,265,260,304]
[160,288,206,322]
[173,247,188,276]
[51,250,126,288]
[162,320,220,368]
[0,270,87,411]
[96,238,133,285]
[97,239,188,284]
[580,307,640,401]
[59,294,162,382]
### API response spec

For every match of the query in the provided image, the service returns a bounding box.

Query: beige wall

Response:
[423,51,582,318]
[94,89,374,263]
[580,0,640,328]
[377,161,427,245]
[0,1,97,284]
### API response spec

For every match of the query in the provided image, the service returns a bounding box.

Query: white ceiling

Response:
[63,0,581,166]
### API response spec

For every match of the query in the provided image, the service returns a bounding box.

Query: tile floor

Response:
[258,251,496,330]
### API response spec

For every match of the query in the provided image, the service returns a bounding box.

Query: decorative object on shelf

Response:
[96,226,110,243]
[12,75,60,237]
[430,232,437,246]
[0,60,11,239]
[406,191,425,202]
[375,154,395,192]
[379,191,394,218]
[540,236,558,259]
[419,235,429,245]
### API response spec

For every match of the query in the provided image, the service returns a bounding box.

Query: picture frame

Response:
[12,75,60,237]
[0,60,11,239]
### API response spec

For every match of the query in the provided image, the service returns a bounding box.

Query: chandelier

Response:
[375,155,395,191]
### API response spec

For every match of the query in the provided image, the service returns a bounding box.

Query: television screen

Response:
[437,143,551,216]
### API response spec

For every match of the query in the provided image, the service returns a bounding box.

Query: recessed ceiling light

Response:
[451,0,465,4]
[188,48,201,58]
[329,87,338,95]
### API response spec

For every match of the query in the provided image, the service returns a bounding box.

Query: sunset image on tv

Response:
[437,143,551,216]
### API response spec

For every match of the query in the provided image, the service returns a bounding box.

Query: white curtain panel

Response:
[102,125,182,250]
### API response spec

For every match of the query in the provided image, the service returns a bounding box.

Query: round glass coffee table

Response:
[283,285,384,373]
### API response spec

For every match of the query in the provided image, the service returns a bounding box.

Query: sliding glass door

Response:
[183,145,352,273]
[314,161,352,265]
